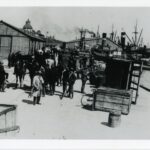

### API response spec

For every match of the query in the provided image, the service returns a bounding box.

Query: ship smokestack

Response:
[102,33,107,38]
[121,32,126,50]
[102,33,107,49]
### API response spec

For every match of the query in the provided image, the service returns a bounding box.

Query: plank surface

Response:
[94,87,132,115]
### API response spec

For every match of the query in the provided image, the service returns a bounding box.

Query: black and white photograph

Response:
[0,4,150,143]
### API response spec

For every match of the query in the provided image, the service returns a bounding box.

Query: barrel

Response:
[0,104,19,134]
[108,111,121,128]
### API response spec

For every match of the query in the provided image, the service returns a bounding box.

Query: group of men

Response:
[0,46,90,105]
[31,63,88,105]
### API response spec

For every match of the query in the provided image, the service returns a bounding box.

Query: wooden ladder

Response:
[129,61,143,104]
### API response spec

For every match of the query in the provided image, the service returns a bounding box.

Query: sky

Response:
[0,7,150,46]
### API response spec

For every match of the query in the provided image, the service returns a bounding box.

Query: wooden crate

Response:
[93,87,132,115]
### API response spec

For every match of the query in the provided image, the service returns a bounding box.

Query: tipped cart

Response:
[82,58,143,127]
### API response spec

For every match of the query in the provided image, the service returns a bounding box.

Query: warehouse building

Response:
[66,36,122,51]
[46,36,63,47]
[0,19,45,59]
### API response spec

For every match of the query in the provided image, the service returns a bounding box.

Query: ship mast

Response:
[110,24,114,41]
[97,25,100,37]
[137,28,143,47]
[133,20,138,49]
[79,28,86,50]
[125,32,132,44]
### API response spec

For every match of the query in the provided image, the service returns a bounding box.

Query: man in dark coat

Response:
[0,62,8,92]
[45,64,50,94]
[67,68,76,99]
[60,67,69,99]
[56,63,64,86]
[81,68,88,93]
[49,65,57,95]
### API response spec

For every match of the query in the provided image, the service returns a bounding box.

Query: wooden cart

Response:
[81,58,143,115]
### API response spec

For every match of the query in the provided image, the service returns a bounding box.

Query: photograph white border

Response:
[0,0,150,7]
[0,0,150,149]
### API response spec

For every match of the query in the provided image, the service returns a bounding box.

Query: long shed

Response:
[66,37,122,51]
[0,20,45,59]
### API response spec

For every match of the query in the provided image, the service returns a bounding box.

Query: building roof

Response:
[0,20,45,42]
[46,37,64,45]
[66,37,122,48]
[23,19,33,30]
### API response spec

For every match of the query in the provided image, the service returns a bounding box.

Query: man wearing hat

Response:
[60,67,69,99]
[67,68,76,99]
[81,67,88,93]
[30,70,44,105]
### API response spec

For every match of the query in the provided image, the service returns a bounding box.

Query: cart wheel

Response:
[81,94,93,109]
[81,94,86,107]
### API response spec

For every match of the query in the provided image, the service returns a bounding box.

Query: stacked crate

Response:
[93,87,132,115]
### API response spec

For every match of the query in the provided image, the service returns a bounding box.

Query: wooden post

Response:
[10,36,13,54]
[126,61,132,90]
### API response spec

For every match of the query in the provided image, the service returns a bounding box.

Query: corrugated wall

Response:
[0,22,45,57]
[0,22,30,57]
[12,37,29,55]
[0,36,12,58]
